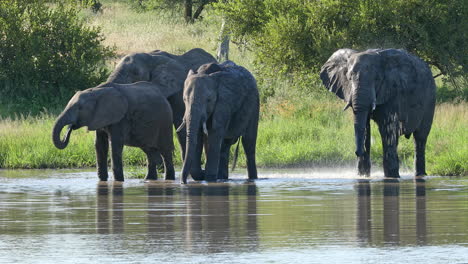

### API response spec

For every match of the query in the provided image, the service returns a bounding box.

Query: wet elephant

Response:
[320,48,436,178]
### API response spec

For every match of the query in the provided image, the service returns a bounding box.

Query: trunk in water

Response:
[354,110,369,157]
[180,115,201,184]
[52,113,73,150]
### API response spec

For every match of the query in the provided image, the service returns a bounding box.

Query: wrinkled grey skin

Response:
[320,48,436,178]
[179,61,259,183]
[52,82,174,182]
[106,48,216,179]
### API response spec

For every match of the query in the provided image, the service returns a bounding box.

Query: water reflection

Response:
[94,181,259,253]
[356,180,372,245]
[96,182,124,234]
[355,179,427,246]
[181,183,259,253]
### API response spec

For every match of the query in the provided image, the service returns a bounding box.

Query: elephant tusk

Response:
[176,120,186,133]
[343,102,352,111]
[372,102,376,111]
[203,122,208,136]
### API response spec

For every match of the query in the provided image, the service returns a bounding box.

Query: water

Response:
[0,169,467,263]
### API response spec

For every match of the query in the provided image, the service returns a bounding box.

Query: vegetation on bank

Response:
[0,102,466,176]
[0,1,466,176]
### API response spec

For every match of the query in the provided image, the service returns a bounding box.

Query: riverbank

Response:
[0,102,465,176]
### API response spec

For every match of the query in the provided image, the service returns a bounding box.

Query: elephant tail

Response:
[231,137,241,172]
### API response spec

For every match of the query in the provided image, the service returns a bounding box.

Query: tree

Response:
[0,0,114,111]
[215,0,468,83]
[137,0,217,23]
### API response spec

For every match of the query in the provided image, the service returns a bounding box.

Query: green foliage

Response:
[216,0,468,92]
[0,0,115,114]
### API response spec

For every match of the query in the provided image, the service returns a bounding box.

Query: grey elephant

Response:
[52,82,174,182]
[105,48,216,169]
[320,48,436,178]
[178,61,260,183]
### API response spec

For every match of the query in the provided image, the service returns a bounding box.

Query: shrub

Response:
[0,0,115,114]
[216,0,468,98]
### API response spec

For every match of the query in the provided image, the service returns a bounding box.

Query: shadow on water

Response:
[355,178,427,247]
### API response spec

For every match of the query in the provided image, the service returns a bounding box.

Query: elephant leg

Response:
[218,139,235,180]
[413,132,427,176]
[242,110,259,180]
[358,120,371,176]
[142,148,161,181]
[413,103,434,177]
[109,128,125,182]
[377,119,400,178]
[204,130,224,182]
[168,93,187,160]
[95,130,109,181]
[161,149,175,180]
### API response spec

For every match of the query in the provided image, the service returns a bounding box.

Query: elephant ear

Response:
[149,55,186,98]
[88,87,128,130]
[320,49,357,103]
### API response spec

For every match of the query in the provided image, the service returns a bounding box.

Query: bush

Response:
[0,0,115,114]
[216,0,468,98]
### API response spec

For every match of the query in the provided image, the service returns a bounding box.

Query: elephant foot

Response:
[205,174,217,182]
[383,172,400,178]
[190,169,205,181]
[98,175,108,181]
[357,156,371,177]
[415,171,427,177]
[144,175,158,181]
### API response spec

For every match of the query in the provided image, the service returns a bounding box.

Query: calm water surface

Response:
[0,169,467,263]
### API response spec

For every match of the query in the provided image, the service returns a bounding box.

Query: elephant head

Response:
[52,87,128,149]
[106,52,186,98]
[178,63,224,183]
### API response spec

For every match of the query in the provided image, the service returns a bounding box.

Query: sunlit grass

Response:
[0,101,465,176]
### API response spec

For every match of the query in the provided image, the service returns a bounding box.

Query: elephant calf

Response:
[52,82,175,181]
[179,61,260,183]
[320,48,436,178]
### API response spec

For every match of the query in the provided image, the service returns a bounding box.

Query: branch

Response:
[193,0,210,20]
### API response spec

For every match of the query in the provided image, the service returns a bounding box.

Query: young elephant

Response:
[178,61,260,183]
[320,49,436,178]
[52,82,175,182]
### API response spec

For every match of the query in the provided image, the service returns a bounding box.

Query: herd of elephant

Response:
[52,47,436,183]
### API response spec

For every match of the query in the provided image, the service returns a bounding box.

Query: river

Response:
[0,169,467,263]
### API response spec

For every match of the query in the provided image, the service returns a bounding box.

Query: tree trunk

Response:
[185,0,193,23]
[217,18,230,62]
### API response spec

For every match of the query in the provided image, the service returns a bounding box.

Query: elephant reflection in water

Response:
[96,182,124,234]
[182,183,259,253]
[355,179,427,246]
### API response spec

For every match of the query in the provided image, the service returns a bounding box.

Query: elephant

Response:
[320,48,436,178]
[52,82,175,182]
[105,48,217,178]
[178,61,260,183]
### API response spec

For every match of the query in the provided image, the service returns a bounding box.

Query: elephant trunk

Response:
[52,112,73,150]
[354,110,369,157]
[181,114,202,184]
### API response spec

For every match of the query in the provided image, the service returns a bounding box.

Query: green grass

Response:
[0,101,466,176]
